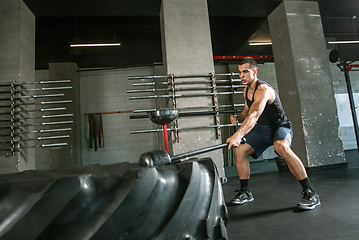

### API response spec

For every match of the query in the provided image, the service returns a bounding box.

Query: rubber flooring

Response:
[222,150,359,240]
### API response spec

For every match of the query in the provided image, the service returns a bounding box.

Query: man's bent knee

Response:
[235,144,255,158]
[273,140,291,157]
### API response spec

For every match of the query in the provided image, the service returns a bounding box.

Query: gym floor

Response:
[222,150,359,240]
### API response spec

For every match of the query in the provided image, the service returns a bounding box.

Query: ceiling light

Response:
[70,43,121,47]
[248,42,272,46]
[328,41,359,44]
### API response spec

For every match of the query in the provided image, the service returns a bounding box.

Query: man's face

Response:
[238,63,257,85]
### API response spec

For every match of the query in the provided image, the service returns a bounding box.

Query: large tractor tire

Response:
[0,157,228,240]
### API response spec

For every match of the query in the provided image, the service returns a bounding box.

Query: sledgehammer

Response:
[139,138,246,167]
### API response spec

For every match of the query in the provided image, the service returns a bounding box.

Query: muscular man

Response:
[226,57,320,210]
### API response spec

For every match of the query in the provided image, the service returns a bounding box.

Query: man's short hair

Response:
[239,57,257,70]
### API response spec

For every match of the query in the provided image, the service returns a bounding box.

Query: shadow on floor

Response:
[222,150,359,240]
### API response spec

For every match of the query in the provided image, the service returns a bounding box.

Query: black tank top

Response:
[245,80,288,125]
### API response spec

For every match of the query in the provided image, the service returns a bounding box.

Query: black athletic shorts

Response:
[245,121,293,159]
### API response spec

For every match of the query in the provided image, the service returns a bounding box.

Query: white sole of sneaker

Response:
[231,198,254,205]
[297,201,321,210]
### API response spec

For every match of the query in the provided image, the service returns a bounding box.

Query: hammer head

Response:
[139,150,171,167]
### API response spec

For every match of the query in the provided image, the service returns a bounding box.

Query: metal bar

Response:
[36,142,68,148]
[132,104,245,113]
[84,110,133,115]
[0,120,73,129]
[171,137,246,162]
[132,82,156,86]
[9,86,73,93]
[0,111,15,115]
[132,80,212,86]
[0,133,12,137]
[11,142,68,150]
[173,87,218,91]
[2,113,73,121]
[128,73,239,80]
[39,86,72,91]
[13,128,72,135]
[131,123,241,134]
[12,80,71,85]
[0,80,68,87]
[132,79,244,87]
[127,85,243,93]
[321,16,356,19]
[36,135,70,141]
[215,79,243,83]
[213,55,273,60]
[11,93,65,99]
[133,108,157,113]
[131,128,161,134]
[0,119,13,122]
[0,104,11,108]
[40,121,73,126]
[42,114,73,119]
[171,143,229,161]
[0,107,66,115]
[0,101,71,107]
[129,93,212,100]
[127,89,156,93]
[129,91,242,100]
[0,90,11,94]
[217,91,243,95]
[12,135,70,142]
[40,107,67,112]
[40,100,72,105]
[128,75,169,80]
[38,128,72,133]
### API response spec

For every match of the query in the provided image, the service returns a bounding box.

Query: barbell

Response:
[139,138,246,167]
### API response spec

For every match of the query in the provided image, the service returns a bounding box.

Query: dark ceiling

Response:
[22,0,359,70]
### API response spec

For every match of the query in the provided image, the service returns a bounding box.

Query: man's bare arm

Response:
[227,85,274,149]
[230,105,249,124]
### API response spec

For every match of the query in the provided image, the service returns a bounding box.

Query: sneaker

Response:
[231,189,254,205]
[297,189,321,210]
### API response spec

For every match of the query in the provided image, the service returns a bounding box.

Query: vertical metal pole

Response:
[211,73,221,139]
[343,61,359,152]
[171,74,179,143]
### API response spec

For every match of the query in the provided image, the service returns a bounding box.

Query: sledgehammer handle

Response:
[171,138,246,163]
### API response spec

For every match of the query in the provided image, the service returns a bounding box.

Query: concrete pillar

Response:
[0,0,35,173]
[160,0,225,178]
[46,62,81,169]
[268,1,346,167]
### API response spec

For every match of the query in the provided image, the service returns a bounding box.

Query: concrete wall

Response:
[34,70,51,170]
[79,66,158,165]
[48,62,81,169]
[33,65,81,170]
